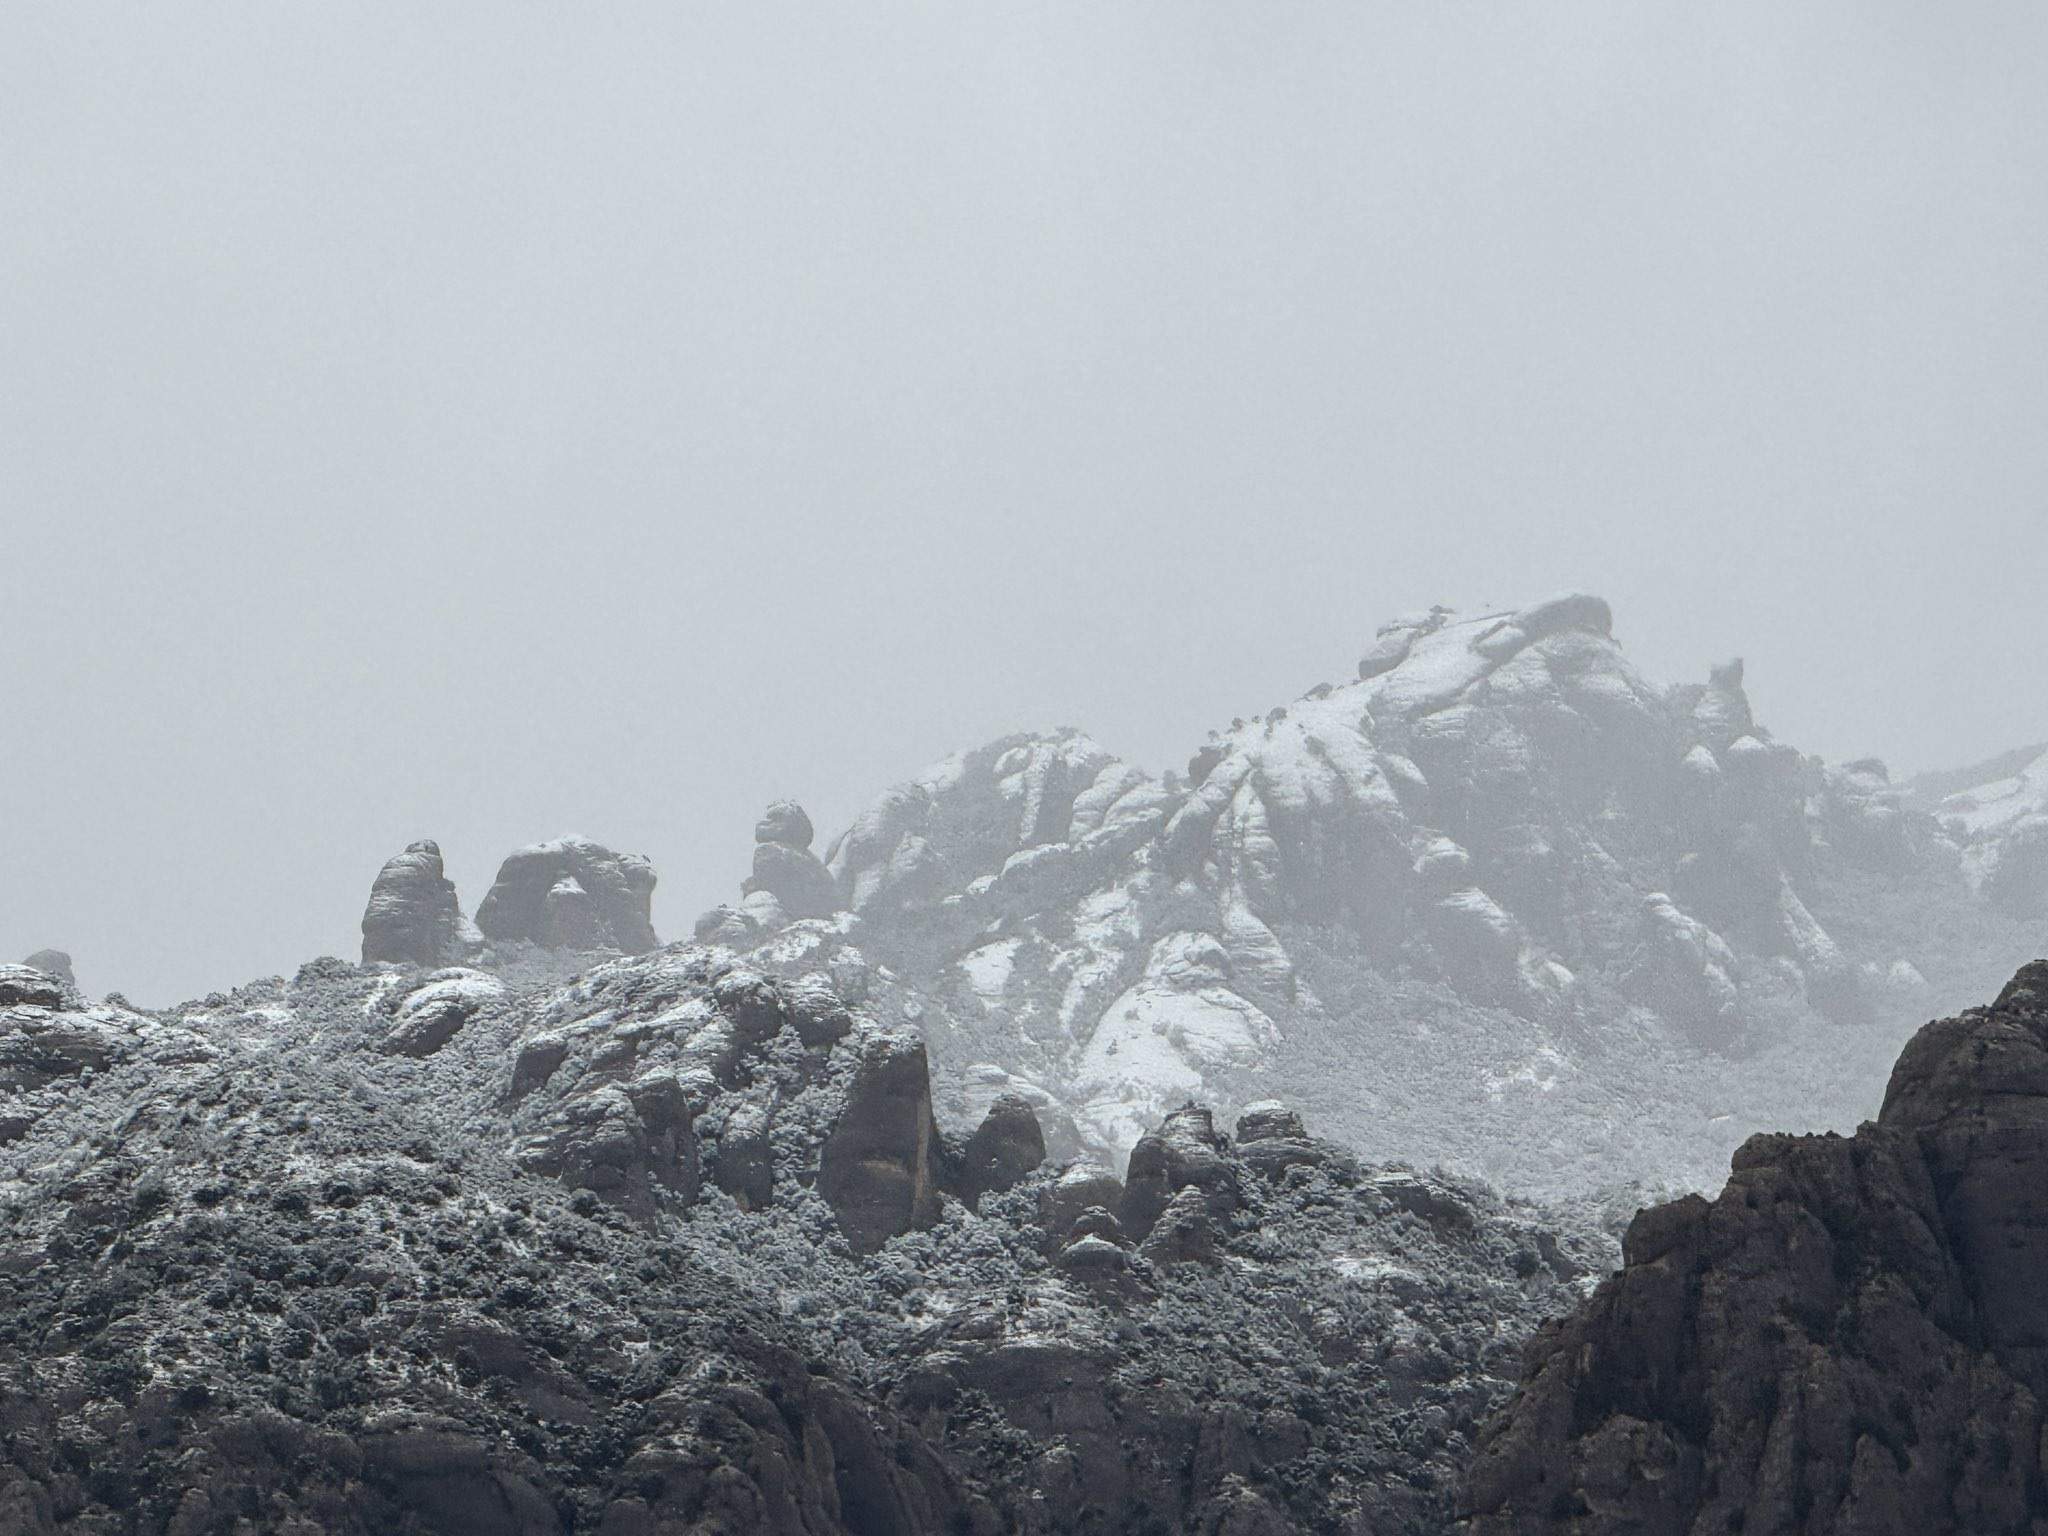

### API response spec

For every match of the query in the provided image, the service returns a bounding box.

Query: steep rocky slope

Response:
[1910,743,2048,919]
[1461,960,2048,1534]
[693,597,2038,1192]
[0,951,1612,1535]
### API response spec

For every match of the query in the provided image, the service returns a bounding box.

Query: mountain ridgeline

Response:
[366,594,2046,1193]
[6,593,2047,1534]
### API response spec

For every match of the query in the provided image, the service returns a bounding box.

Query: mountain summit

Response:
[693,594,2036,1191]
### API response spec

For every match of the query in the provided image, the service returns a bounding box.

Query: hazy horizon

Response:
[7,2,2047,1004]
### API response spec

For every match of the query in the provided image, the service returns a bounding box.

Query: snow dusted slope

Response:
[697,595,2033,1191]
[1913,744,2048,918]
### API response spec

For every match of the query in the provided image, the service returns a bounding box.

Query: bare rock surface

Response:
[1462,960,2048,1534]
[359,840,478,968]
[474,836,658,954]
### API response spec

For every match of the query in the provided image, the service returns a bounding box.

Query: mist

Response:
[6,1,2046,1004]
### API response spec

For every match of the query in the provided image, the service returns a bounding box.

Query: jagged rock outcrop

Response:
[0,965,67,1013]
[475,836,657,954]
[1234,1099,1358,1182]
[1135,1183,1223,1268]
[746,799,841,919]
[376,969,504,1058]
[1037,1159,1126,1251]
[359,840,478,967]
[693,800,844,944]
[18,951,73,990]
[1123,1103,1243,1240]
[1462,960,2048,1535]
[700,595,2021,1193]
[949,1092,1046,1206]
[817,1025,943,1253]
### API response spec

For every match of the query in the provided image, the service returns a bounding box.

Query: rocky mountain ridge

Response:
[1462,959,2048,1534]
[0,947,1613,1534]
[330,595,2041,1197]
[689,595,2044,1191]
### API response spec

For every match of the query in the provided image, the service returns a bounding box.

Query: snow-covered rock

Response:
[694,596,2037,1189]
[475,836,658,955]
[1918,744,2048,918]
[359,840,480,968]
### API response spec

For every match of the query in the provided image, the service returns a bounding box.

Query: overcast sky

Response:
[5,2,2046,1005]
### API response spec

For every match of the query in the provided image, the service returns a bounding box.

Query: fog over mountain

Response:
[6,2,2048,1005]
[12,8,2048,1534]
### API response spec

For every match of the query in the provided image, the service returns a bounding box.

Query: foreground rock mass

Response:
[0,944,1612,1534]
[1463,960,2048,1534]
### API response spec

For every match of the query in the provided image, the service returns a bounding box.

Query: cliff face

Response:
[1462,960,2048,1535]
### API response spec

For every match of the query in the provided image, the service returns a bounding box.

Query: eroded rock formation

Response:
[359,840,477,967]
[693,594,2026,1194]
[475,836,657,954]
[1463,960,2048,1534]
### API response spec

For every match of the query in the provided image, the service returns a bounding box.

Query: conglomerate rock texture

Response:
[1461,961,2048,1535]
[0,942,1615,1535]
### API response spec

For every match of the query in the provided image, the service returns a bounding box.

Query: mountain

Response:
[1462,960,2048,1534]
[1908,743,2048,920]
[0,951,1614,1534]
[694,595,2041,1194]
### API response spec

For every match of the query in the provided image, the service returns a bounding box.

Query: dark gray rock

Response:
[1123,1103,1241,1240]
[1233,1101,1354,1183]
[0,965,65,1011]
[708,1091,777,1210]
[475,837,657,954]
[377,972,503,1059]
[360,840,475,967]
[949,1092,1045,1206]
[735,800,841,921]
[817,1025,942,1253]
[755,799,816,849]
[1038,1160,1125,1250]
[1136,1184,1221,1269]
[1463,961,2048,1535]
[744,841,841,920]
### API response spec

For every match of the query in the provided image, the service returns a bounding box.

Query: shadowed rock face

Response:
[360,841,475,968]
[817,1026,942,1254]
[474,837,657,954]
[1123,1103,1242,1241]
[950,1092,1046,1207]
[1462,959,2048,1535]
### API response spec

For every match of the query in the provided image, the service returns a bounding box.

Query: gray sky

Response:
[6,2,2046,1006]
